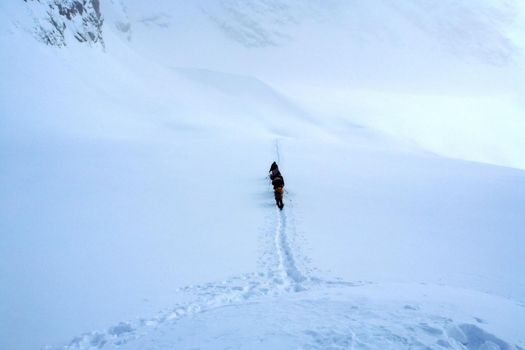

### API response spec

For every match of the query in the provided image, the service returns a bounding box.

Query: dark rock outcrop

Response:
[24,0,104,48]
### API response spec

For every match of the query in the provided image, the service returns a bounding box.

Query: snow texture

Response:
[0,1,524,350]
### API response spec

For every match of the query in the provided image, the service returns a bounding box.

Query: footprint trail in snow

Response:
[49,143,524,350]
[275,208,307,289]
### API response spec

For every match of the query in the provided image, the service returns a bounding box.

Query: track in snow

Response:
[270,139,308,290]
[50,141,312,349]
[47,141,522,350]
[275,208,307,288]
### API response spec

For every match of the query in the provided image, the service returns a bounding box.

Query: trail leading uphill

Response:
[52,151,312,348]
[271,141,306,288]
[47,143,525,350]
[1,2,524,349]
[275,209,307,288]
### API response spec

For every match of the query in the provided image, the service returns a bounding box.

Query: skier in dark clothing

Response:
[269,162,285,210]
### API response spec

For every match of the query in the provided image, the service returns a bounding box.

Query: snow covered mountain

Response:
[5,0,525,167]
[0,1,524,350]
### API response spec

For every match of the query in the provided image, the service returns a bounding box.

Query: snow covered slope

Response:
[0,1,524,350]
[102,0,525,169]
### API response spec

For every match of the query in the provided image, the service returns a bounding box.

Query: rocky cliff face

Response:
[23,0,104,48]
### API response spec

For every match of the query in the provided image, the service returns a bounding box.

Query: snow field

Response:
[1,1,525,349]
[47,161,525,349]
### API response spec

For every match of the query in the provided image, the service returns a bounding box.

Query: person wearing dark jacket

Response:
[269,161,285,210]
